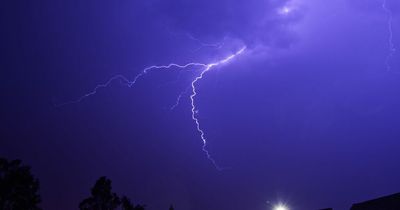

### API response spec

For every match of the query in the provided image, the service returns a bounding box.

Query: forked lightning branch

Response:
[58,46,246,170]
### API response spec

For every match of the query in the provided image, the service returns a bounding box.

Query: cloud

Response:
[348,0,400,14]
[149,0,304,49]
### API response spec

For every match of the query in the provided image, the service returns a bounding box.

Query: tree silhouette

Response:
[169,204,174,210]
[79,176,121,210]
[80,176,146,210]
[121,196,145,210]
[121,196,134,210]
[0,158,41,210]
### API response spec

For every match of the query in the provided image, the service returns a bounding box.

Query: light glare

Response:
[274,204,289,210]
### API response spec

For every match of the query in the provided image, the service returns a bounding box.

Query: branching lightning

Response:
[57,46,246,170]
[382,0,396,71]
[189,46,246,170]
[170,87,191,110]
[56,63,206,106]
[186,33,226,52]
[166,28,226,52]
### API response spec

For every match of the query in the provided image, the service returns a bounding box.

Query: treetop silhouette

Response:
[0,158,41,210]
[79,176,146,210]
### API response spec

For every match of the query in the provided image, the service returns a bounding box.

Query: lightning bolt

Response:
[382,0,396,71]
[55,63,206,106]
[190,46,246,170]
[57,46,246,170]
[166,27,225,52]
[186,33,226,52]
[170,87,191,110]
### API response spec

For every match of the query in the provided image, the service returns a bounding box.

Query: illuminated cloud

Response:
[150,0,304,49]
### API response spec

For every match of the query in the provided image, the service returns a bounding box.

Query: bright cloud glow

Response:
[279,6,292,15]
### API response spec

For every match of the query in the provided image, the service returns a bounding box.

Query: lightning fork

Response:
[382,0,396,71]
[189,46,246,170]
[57,46,247,170]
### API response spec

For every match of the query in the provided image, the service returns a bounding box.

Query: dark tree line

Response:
[0,157,175,210]
[79,176,146,210]
[0,158,41,210]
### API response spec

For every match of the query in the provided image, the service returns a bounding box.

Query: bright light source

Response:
[274,204,289,210]
[278,6,292,15]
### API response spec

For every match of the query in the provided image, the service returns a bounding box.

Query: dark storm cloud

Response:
[149,0,303,48]
[4,0,400,210]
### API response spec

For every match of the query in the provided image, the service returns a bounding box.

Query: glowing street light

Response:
[274,204,289,210]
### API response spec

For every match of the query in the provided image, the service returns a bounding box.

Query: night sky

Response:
[1,0,400,209]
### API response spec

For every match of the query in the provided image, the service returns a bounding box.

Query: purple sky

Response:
[1,0,400,209]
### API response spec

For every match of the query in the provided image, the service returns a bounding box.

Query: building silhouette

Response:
[350,192,400,210]
[319,192,400,210]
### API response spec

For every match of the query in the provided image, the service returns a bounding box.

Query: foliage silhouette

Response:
[0,157,171,210]
[79,176,121,210]
[0,158,41,210]
[121,196,145,210]
[79,176,146,210]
